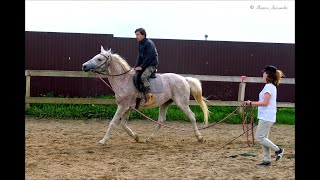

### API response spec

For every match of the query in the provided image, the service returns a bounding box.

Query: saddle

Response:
[133,69,163,109]
[133,70,157,92]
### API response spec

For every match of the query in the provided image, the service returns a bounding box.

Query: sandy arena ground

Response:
[26,117,295,180]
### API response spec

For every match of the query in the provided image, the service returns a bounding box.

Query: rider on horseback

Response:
[134,28,159,107]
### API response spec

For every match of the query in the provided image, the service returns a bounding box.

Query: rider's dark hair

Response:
[135,28,147,37]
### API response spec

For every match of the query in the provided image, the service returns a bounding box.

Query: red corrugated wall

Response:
[25,31,295,102]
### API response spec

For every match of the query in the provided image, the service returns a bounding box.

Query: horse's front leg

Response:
[120,110,139,142]
[99,105,129,145]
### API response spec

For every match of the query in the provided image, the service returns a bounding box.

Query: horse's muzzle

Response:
[82,63,95,72]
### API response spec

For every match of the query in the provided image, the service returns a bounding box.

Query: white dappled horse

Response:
[82,46,209,144]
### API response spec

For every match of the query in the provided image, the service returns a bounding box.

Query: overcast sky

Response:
[25,1,295,43]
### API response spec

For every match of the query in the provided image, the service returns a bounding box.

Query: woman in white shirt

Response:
[245,65,285,166]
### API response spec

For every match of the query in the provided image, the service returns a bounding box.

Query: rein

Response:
[94,69,132,76]
[215,106,256,152]
[216,119,257,152]
[94,53,132,76]
[242,106,255,146]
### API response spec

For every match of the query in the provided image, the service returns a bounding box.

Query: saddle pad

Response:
[150,76,164,93]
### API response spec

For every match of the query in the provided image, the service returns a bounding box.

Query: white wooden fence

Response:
[25,70,295,111]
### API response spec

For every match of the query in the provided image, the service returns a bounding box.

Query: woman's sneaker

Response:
[275,148,284,161]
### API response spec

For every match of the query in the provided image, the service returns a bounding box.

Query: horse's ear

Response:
[100,45,105,52]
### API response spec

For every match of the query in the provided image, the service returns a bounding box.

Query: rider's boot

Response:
[142,92,155,107]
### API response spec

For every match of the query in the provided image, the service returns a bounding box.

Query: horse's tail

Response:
[185,77,209,126]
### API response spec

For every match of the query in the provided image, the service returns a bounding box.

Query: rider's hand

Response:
[134,67,142,71]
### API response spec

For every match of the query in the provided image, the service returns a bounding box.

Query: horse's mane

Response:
[112,53,131,71]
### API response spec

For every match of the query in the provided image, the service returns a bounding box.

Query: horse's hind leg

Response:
[120,110,139,142]
[175,103,203,142]
[99,105,128,145]
[146,101,172,143]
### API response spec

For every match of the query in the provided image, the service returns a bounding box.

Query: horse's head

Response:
[82,46,132,76]
[82,46,112,73]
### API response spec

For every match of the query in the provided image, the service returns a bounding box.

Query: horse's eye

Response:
[98,59,102,61]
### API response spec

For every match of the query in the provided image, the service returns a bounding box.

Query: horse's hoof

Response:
[197,136,204,142]
[146,137,153,143]
[134,135,139,142]
[98,140,106,145]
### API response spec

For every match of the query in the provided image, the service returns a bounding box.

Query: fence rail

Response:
[25,70,295,109]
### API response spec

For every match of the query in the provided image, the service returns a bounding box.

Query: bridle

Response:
[92,53,132,76]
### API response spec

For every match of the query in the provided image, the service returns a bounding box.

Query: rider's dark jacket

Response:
[135,37,159,71]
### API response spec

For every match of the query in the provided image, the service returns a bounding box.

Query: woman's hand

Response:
[245,100,252,106]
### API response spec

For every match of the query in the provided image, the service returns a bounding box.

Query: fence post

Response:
[25,74,31,108]
[238,76,246,114]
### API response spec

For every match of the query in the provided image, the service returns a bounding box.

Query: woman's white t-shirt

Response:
[257,83,277,122]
